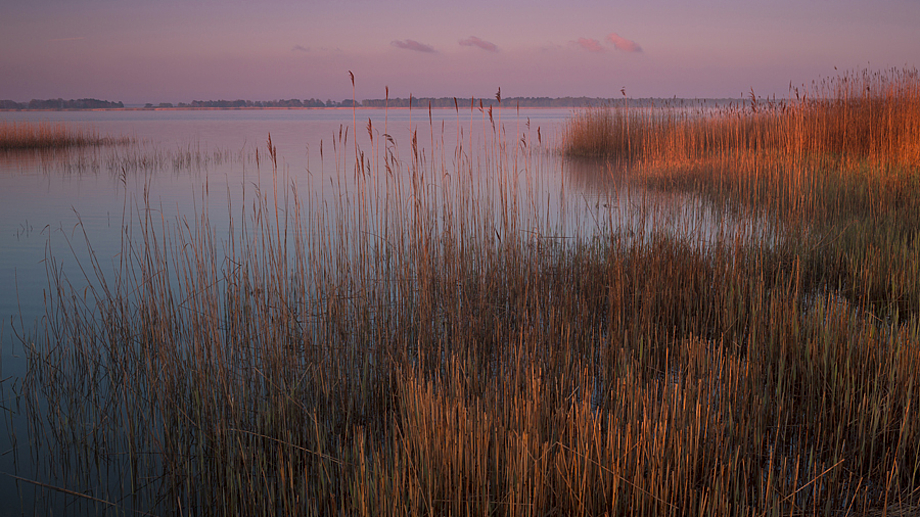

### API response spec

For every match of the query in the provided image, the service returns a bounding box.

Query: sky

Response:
[1,0,918,105]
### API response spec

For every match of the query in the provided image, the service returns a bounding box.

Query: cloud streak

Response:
[292,45,309,52]
[459,36,498,52]
[391,39,436,53]
[574,38,604,52]
[606,33,642,53]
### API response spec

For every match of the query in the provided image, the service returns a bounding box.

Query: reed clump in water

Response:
[563,107,635,158]
[567,68,920,318]
[12,71,920,516]
[0,121,131,150]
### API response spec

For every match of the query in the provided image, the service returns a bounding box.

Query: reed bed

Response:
[0,121,131,150]
[565,68,920,168]
[567,68,920,318]
[11,70,920,516]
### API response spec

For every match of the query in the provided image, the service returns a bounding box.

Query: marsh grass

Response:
[568,68,920,318]
[565,69,920,168]
[0,121,132,150]
[11,70,920,516]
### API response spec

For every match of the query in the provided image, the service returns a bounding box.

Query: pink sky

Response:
[1,0,918,104]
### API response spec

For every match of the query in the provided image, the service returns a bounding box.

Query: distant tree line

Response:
[157,99,359,109]
[3,96,745,111]
[0,98,124,110]
[355,97,741,108]
[361,96,634,108]
[146,97,727,110]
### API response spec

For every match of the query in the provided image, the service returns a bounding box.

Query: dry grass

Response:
[565,68,920,169]
[10,69,920,516]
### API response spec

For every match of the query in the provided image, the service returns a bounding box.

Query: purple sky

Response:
[2,0,918,104]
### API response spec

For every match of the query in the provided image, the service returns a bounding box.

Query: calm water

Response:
[0,107,579,513]
[0,108,573,325]
[0,107,760,514]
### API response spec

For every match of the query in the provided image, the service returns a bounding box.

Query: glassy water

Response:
[0,107,571,513]
[0,107,572,324]
[0,107,766,514]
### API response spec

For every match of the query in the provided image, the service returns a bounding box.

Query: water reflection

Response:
[559,155,780,252]
[561,156,626,194]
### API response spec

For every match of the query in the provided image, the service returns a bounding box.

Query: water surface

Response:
[0,107,758,514]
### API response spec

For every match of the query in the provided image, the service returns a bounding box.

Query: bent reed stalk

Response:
[14,70,920,516]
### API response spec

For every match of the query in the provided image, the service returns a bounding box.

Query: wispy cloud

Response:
[459,36,498,52]
[292,44,309,52]
[574,38,604,53]
[606,33,642,53]
[391,39,436,53]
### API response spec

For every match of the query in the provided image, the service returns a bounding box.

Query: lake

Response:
[0,107,573,512]
[0,107,756,515]
[3,106,737,334]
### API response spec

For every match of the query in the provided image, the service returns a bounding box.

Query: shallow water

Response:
[0,108,577,513]
[0,107,769,514]
[0,108,569,325]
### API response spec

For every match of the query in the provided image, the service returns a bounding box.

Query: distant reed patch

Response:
[0,121,131,150]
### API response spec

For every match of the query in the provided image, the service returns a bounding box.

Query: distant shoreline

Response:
[1,100,751,113]
[1,106,581,112]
